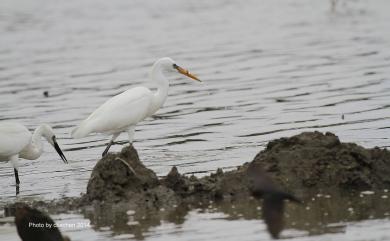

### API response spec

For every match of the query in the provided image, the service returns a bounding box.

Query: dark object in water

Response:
[14,203,70,241]
[43,91,49,97]
[246,162,301,239]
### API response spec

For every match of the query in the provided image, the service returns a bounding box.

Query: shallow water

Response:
[1,191,390,241]
[0,0,390,240]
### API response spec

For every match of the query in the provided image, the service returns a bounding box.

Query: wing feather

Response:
[0,122,31,158]
[72,87,153,138]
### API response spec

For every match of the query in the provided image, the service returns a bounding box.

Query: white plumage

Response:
[0,123,31,160]
[0,122,67,194]
[71,57,200,156]
[72,87,153,138]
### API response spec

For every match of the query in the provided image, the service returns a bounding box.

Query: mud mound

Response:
[254,131,390,191]
[161,166,250,201]
[86,145,161,203]
[85,132,390,206]
[5,132,389,241]
[86,146,252,205]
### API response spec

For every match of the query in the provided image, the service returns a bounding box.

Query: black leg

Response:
[102,140,114,157]
[14,168,20,196]
[14,168,20,185]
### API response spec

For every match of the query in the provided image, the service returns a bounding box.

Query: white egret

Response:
[71,57,201,156]
[0,122,68,193]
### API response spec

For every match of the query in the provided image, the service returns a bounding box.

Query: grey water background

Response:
[0,0,390,240]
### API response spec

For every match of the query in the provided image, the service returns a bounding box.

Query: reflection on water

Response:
[1,190,390,240]
[83,190,390,240]
[1,0,390,240]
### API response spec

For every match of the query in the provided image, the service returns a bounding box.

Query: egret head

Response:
[38,124,68,164]
[156,57,201,82]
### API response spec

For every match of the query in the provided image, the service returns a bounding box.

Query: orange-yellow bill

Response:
[176,66,201,82]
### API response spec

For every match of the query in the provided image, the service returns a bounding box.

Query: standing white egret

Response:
[0,122,68,193]
[71,57,201,156]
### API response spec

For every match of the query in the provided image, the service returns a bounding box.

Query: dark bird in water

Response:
[14,203,70,241]
[246,162,301,239]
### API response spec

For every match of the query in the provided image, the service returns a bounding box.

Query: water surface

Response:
[0,0,390,240]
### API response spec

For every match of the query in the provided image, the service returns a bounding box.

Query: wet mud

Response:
[257,131,390,191]
[85,145,251,209]
[3,131,390,239]
[7,132,390,210]
[83,131,390,209]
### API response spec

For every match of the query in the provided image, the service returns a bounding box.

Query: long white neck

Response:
[149,61,169,115]
[20,125,50,160]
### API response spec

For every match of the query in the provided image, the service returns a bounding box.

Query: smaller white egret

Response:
[71,57,201,156]
[0,122,68,193]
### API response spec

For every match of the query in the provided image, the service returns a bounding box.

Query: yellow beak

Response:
[176,66,201,82]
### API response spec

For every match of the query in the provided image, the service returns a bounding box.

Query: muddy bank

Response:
[83,131,390,208]
[84,144,251,209]
[5,131,390,213]
[4,131,390,239]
